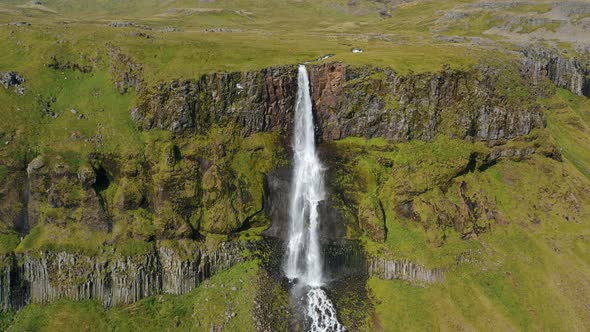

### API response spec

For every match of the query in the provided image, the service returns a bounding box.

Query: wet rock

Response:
[0,256,29,311]
[0,169,28,235]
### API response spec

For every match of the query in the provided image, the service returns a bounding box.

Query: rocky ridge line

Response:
[131,62,546,143]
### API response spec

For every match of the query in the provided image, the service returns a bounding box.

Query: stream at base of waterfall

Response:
[283,64,345,332]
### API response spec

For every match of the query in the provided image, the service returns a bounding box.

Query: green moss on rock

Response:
[113,177,144,210]
[154,202,194,240]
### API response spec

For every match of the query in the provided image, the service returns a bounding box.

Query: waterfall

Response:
[284,65,345,332]
[284,64,324,286]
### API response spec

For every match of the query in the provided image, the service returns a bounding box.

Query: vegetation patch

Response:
[0,232,20,255]
[16,224,109,257]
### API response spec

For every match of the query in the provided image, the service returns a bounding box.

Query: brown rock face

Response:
[308,63,347,140]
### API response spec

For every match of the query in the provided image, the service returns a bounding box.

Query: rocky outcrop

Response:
[109,46,144,94]
[131,66,298,136]
[412,180,500,240]
[47,56,93,73]
[0,71,25,95]
[521,46,590,97]
[25,156,109,232]
[368,257,443,285]
[309,63,545,142]
[21,252,159,306]
[0,241,244,311]
[487,141,561,163]
[131,62,545,143]
[0,170,27,234]
[0,255,28,311]
[158,245,243,295]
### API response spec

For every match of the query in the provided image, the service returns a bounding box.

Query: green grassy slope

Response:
[367,91,590,331]
[0,0,506,80]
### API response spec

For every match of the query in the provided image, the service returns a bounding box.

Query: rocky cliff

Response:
[368,257,443,285]
[521,46,590,97]
[131,66,297,136]
[132,62,545,144]
[0,241,244,311]
[309,63,544,142]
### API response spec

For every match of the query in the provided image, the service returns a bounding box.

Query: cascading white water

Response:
[285,64,324,286]
[284,64,345,332]
[307,288,344,332]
